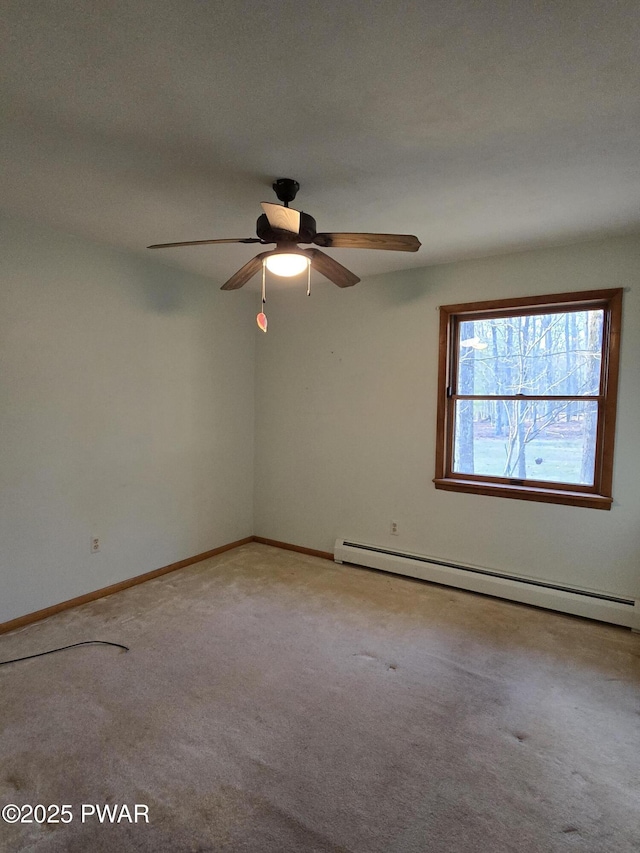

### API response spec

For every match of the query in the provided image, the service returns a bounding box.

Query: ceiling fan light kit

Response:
[264,250,310,277]
[148,178,421,331]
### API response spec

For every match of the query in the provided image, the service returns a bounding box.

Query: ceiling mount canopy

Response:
[272,177,300,206]
[148,178,421,290]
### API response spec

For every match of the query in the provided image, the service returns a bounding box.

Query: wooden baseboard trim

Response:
[252,536,334,561]
[0,535,333,636]
[0,536,253,636]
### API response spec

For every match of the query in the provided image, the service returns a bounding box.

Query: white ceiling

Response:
[2,0,639,288]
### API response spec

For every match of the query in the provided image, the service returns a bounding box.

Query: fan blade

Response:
[303,249,360,288]
[148,238,262,249]
[313,232,421,252]
[261,202,300,235]
[221,252,271,290]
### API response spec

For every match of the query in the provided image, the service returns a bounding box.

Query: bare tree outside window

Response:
[453,310,602,484]
[435,289,622,509]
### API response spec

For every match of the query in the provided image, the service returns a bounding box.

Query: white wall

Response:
[254,234,640,599]
[0,215,255,623]
[3,224,638,624]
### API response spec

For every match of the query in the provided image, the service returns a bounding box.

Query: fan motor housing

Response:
[256,212,317,244]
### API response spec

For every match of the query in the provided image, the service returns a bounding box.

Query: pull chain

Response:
[256,260,268,332]
[306,261,311,296]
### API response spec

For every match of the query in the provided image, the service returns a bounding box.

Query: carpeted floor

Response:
[1,542,639,852]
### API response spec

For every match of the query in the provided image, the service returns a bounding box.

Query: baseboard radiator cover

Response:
[334,539,639,630]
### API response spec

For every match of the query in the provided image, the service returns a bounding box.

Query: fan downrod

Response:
[273,178,300,207]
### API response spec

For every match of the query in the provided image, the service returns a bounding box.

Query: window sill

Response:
[433,478,613,510]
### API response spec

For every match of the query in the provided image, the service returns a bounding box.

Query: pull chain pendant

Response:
[257,260,268,332]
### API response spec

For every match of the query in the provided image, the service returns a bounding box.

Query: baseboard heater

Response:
[334,539,639,630]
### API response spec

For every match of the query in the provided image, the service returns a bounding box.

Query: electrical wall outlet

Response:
[390,521,399,535]
[91,537,101,553]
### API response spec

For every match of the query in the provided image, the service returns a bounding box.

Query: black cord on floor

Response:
[0,640,129,667]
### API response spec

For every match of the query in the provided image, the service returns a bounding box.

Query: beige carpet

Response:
[1,542,639,852]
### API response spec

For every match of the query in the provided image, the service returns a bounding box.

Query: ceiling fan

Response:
[148,178,421,290]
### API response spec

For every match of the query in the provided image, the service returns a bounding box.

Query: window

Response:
[434,288,623,509]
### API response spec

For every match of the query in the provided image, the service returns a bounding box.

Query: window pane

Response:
[453,399,599,485]
[457,310,603,397]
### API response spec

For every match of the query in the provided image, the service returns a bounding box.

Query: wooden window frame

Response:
[433,288,623,509]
